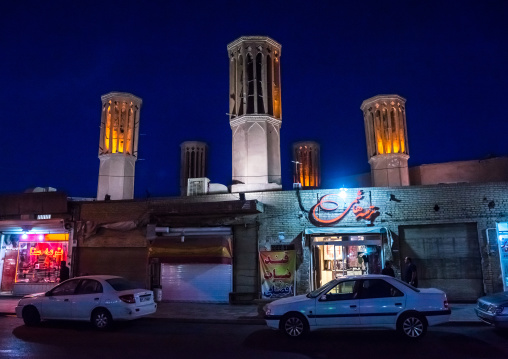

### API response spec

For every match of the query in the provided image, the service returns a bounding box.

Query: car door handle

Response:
[350,305,357,308]
[395,303,402,306]
[64,299,69,302]
[94,298,100,301]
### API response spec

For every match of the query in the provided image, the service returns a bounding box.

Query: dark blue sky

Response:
[1,1,507,198]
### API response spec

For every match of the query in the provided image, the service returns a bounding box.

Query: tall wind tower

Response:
[97,92,142,200]
[360,95,410,187]
[227,36,282,193]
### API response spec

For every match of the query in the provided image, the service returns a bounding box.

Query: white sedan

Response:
[264,274,450,339]
[15,275,157,329]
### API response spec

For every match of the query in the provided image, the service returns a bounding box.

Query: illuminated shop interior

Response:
[311,235,383,288]
[14,233,68,284]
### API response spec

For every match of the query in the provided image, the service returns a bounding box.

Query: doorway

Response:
[312,235,383,288]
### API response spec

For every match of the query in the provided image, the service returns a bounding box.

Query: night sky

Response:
[1,1,507,198]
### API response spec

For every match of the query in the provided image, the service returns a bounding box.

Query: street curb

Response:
[0,311,483,327]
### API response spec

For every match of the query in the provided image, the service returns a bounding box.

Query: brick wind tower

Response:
[227,36,282,193]
[360,95,409,187]
[97,92,142,200]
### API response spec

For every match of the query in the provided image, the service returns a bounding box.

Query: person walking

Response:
[381,260,395,277]
[404,257,418,287]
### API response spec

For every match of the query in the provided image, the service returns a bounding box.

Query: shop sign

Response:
[309,190,379,226]
[259,250,296,299]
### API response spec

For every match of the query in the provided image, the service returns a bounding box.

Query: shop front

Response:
[305,227,389,290]
[0,220,72,296]
[149,227,233,303]
[496,222,508,291]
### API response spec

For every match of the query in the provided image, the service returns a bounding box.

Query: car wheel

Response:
[280,312,308,338]
[397,312,427,339]
[91,308,112,330]
[22,306,41,326]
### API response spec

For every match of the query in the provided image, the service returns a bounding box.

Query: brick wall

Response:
[73,182,508,296]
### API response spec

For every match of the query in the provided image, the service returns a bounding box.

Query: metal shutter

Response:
[399,223,483,301]
[161,263,232,303]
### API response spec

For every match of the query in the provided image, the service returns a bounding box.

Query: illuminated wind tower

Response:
[227,36,282,193]
[292,141,321,188]
[360,95,409,187]
[97,92,142,200]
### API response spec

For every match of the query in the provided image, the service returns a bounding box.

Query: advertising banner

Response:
[259,250,296,299]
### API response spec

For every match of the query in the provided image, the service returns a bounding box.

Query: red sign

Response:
[309,190,379,226]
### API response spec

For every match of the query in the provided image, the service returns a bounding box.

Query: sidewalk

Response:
[0,296,482,325]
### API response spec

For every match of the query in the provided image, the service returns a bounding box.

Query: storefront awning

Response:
[304,227,387,235]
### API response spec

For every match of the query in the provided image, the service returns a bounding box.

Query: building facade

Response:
[68,180,506,303]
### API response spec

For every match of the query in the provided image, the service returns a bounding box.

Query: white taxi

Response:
[264,274,450,339]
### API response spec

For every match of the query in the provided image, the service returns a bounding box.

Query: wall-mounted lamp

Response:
[488,200,495,209]
[339,187,348,200]
[434,204,440,212]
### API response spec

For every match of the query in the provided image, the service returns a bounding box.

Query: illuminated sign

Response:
[309,190,379,226]
[29,246,64,257]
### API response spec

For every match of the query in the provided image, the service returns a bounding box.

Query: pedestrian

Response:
[59,261,70,282]
[381,260,395,277]
[404,257,418,287]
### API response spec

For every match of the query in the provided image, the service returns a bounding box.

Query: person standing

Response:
[404,257,418,287]
[381,260,395,277]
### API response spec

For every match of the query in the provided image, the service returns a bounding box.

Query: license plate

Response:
[140,295,150,302]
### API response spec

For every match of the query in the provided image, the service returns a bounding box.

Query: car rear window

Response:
[106,278,140,291]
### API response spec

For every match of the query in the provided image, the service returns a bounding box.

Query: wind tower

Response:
[227,36,282,193]
[180,141,208,196]
[97,92,142,200]
[292,141,321,189]
[360,95,409,187]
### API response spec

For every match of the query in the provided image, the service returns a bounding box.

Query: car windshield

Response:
[106,278,140,291]
[307,279,338,298]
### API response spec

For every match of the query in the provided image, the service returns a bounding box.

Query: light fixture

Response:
[21,232,28,239]
[339,187,348,200]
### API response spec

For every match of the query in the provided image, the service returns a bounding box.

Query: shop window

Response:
[16,240,68,284]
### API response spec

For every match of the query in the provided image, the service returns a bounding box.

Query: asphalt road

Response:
[0,315,507,359]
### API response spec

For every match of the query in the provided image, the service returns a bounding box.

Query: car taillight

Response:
[119,294,136,303]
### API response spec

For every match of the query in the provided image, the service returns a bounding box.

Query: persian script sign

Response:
[309,190,379,226]
[259,250,296,299]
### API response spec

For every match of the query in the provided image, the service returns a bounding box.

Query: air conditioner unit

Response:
[187,177,210,196]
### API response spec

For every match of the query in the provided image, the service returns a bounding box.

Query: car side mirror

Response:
[45,292,52,297]
[320,294,328,301]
